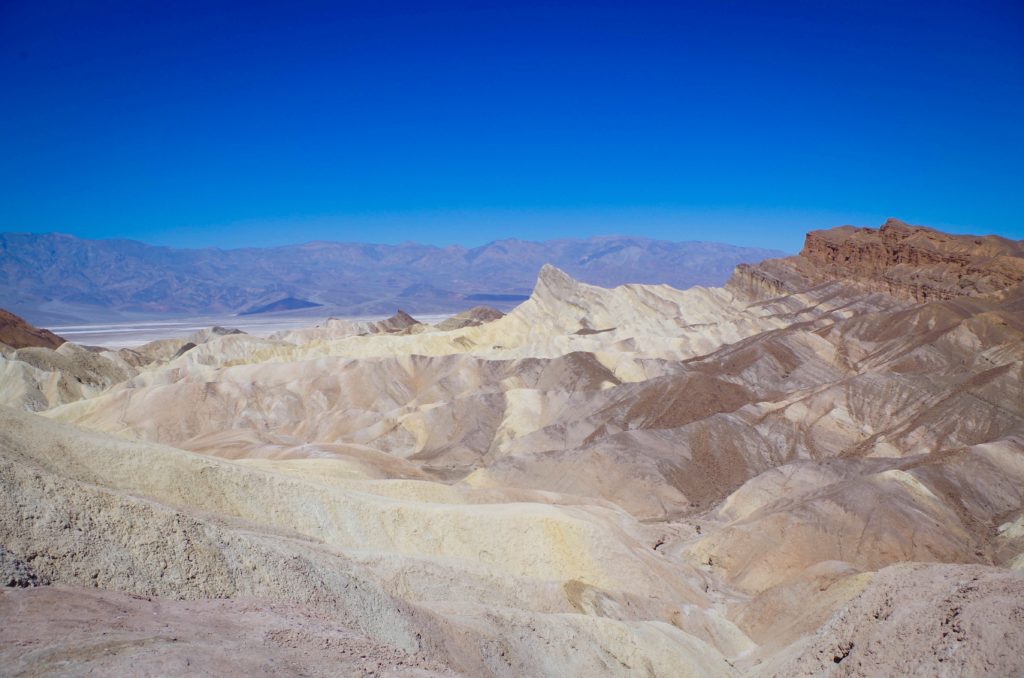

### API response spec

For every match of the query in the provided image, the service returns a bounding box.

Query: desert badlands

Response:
[1,219,1023,677]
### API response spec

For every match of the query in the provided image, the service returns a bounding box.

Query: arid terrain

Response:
[1,219,1022,676]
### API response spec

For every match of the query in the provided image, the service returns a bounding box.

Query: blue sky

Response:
[1,0,1021,252]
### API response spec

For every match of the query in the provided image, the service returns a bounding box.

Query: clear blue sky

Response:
[1,0,1021,252]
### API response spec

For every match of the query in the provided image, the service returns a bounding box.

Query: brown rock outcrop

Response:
[0,308,65,350]
[801,218,1024,301]
[730,218,1024,302]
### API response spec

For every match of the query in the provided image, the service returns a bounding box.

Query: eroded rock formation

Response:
[1,220,1022,676]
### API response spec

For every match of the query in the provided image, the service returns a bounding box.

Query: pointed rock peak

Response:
[538,263,571,279]
[534,264,579,298]
[372,309,419,333]
[390,309,420,326]
[367,309,423,334]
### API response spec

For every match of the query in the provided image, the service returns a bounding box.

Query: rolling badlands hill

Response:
[0,231,783,322]
[0,219,1022,676]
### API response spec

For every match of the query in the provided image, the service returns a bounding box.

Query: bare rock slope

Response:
[0,308,65,349]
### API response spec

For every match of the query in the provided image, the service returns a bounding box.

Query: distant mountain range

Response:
[0,232,785,323]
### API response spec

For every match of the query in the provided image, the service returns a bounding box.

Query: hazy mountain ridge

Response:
[0,231,784,322]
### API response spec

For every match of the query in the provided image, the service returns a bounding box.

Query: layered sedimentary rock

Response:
[1,220,1022,676]
[732,218,1024,302]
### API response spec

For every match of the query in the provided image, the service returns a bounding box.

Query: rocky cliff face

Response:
[730,218,1024,302]
[801,218,1024,301]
